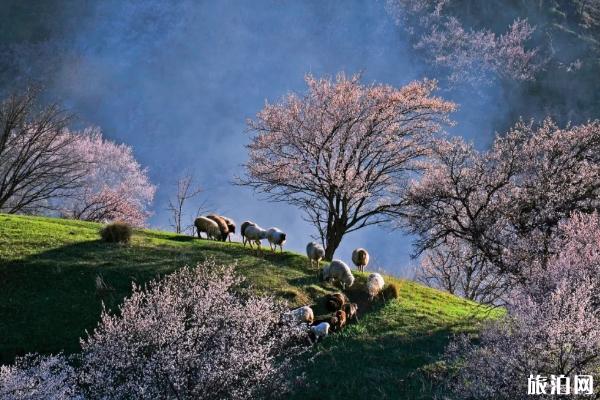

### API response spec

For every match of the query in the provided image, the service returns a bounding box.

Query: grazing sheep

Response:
[194,217,221,240]
[322,260,355,290]
[266,227,287,252]
[343,303,359,322]
[240,221,256,246]
[206,214,229,241]
[309,322,330,343]
[324,292,347,312]
[289,306,314,325]
[220,216,236,242]
[367,273,385,300]
[332,310,347,332]
[352,248,370,272]
[243,223,268,251]
[306,242,325,271]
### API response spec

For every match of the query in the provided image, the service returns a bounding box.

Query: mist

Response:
[2,0,594,276]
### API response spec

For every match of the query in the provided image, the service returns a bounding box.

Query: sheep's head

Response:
[280,233,287,242]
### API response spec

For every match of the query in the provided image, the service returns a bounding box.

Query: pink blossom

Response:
[387,0,540,84]
[445,213,600,399]
[57,128,156,227]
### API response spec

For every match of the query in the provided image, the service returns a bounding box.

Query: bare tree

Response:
[0,88,86,214]
[167,174,204,234]
[241,73,455,260]
[417,238,509,305]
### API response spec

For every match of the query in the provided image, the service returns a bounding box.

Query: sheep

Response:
[343,303,359,322]
[367,273,385,301]
[242,223,268,252]
[266,227,287,252]
[240,221,256,247]
[352,248,370,272]
[194,217,221,240]
[220,216,236,242]
[288,305,314,325]
[306,242,325,272]
[331,310,347,332]
[309,322,330,343]
[206,214,229,242]
[322,260,355,290]
[324,292,347,312]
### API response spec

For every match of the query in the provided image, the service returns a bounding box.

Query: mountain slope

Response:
[0,214,496,399]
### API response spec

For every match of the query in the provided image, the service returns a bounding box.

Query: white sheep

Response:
[352,248,370,272]
[240,221,256,246]
[288,305,314,325]
[242,223,268,251]
[310,322,330,343]
[266,227,287,252]
[194,217,221,240]
[322,260,355,290]
[367,273,385,301]
[306,242,325,271]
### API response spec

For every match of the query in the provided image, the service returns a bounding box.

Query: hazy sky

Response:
[1,0,513,276]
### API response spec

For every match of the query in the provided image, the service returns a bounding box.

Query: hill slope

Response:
[0,214,496,399]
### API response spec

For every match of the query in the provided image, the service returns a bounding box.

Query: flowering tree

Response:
[0,260,306,399]
[0,88,87,214]
[386,0,539,85]
[405,119,600,297]
[241,73,455,260]
[444,213,600,399]
[78,259,306,399]
[57,128,156,227]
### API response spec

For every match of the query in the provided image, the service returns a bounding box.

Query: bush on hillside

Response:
[383,283,399,300]
[100,222,132,244]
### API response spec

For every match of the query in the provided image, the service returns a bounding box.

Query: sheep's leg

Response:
[256,240,262,256]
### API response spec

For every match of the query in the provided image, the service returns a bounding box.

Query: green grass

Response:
[0,213,500,399]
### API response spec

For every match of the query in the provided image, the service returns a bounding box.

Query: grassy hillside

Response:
[0,214,497,399]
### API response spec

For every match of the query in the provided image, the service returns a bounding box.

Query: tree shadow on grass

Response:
[0,236,328,365]
[0,238,223,364]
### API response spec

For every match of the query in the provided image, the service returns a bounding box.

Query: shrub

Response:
[100,221,132,243]
[383,283,399,300]
[78,259,307,399]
